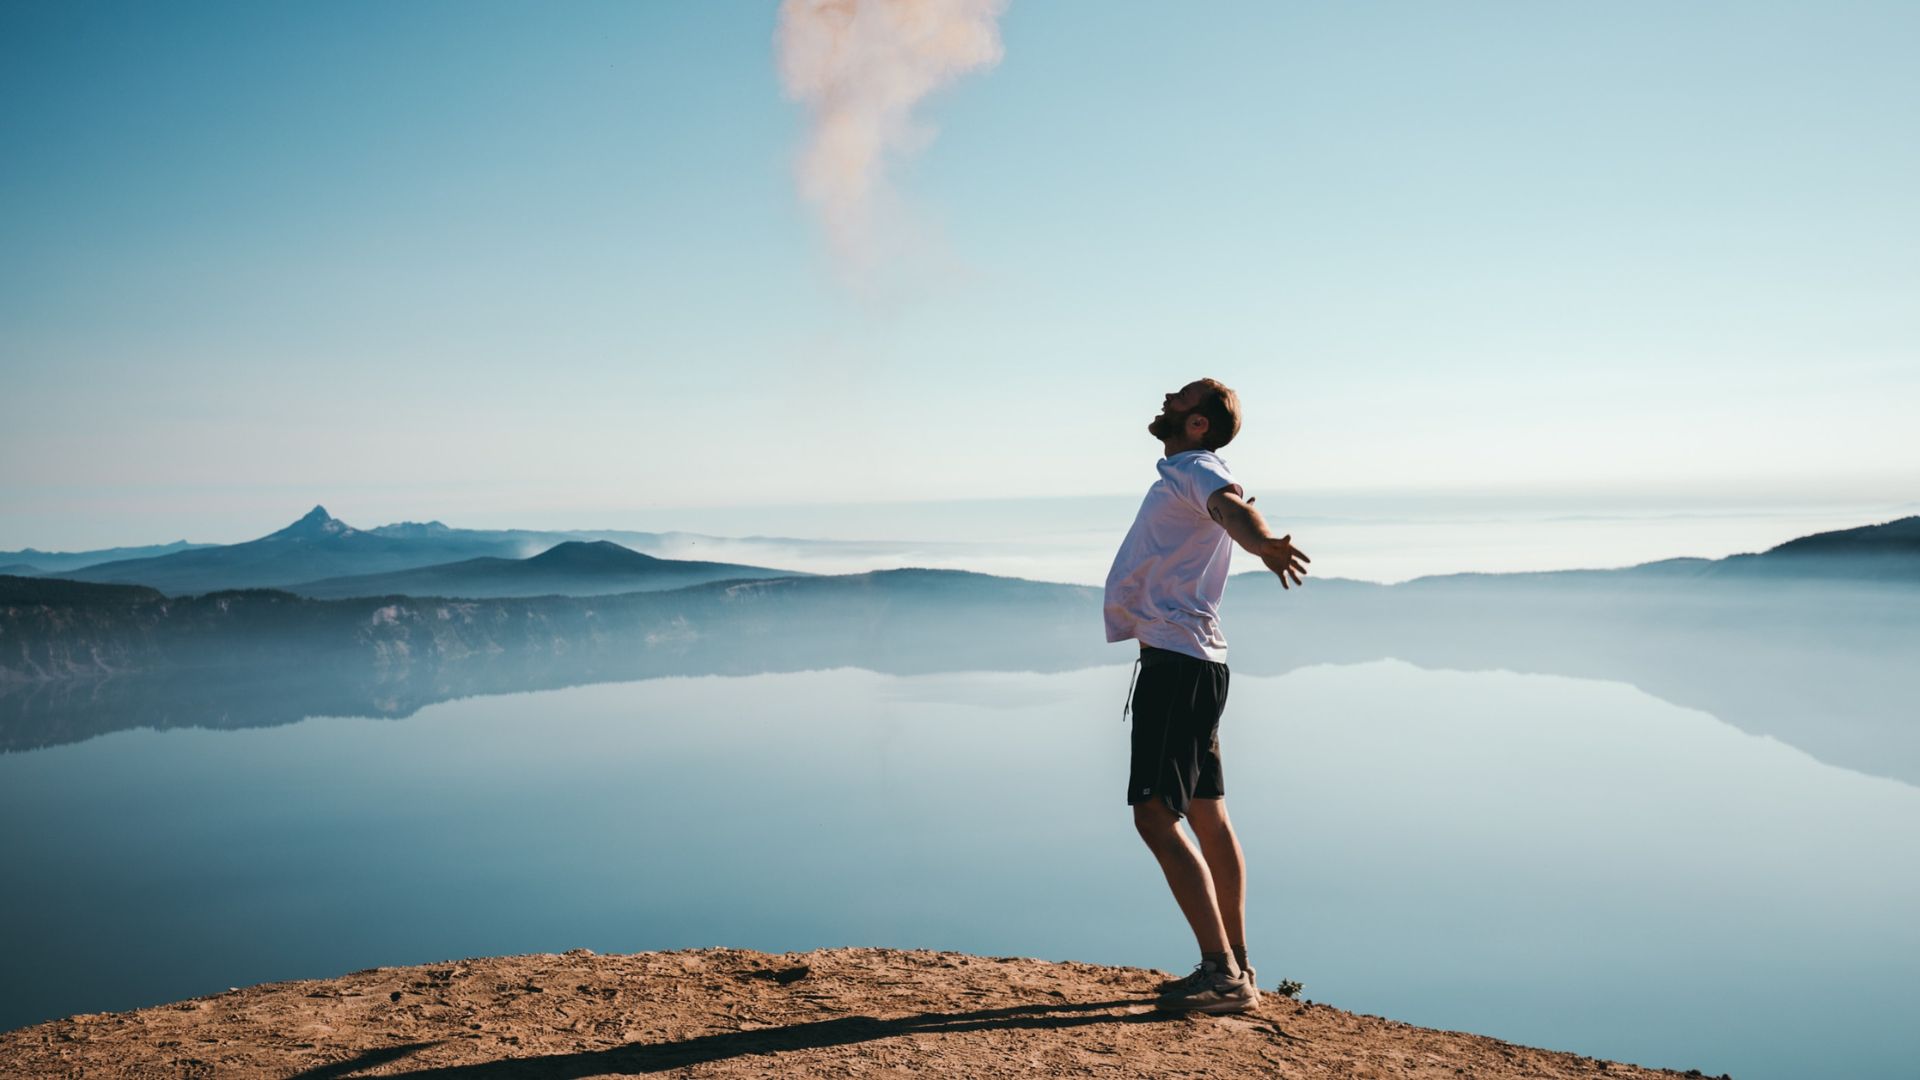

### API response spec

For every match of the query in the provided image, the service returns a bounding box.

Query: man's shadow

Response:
[288,995,1196,1078]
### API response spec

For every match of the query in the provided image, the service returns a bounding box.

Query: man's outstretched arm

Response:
[1207,487,1310,589]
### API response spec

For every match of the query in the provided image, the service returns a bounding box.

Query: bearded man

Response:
[1104,377,1309,1014]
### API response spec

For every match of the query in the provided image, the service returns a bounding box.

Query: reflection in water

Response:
[0,664,1915,1080]
[5,573,1915,790]
[1233,576,1920,788]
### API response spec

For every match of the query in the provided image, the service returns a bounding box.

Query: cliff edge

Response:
[0,947,1729,1078]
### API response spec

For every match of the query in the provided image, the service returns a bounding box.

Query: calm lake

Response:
[3,660,1916,1079]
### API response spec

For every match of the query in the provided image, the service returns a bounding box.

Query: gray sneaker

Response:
[1154,963,1210,995]
[1156,962,1260,1003]
[1155,959,1256,1014]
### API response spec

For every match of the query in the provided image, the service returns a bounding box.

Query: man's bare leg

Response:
[1185,797,1247,958]
[1132,797,1235,967]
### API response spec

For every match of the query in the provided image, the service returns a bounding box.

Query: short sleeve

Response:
[1173,454,1242,518]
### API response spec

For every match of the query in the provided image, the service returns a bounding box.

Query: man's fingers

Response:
[1266,546,1311,588]
[1271,535,1311,564]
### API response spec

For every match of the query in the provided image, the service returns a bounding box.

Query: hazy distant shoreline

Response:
[6,494,1916,587]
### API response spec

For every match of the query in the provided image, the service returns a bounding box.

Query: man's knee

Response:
[1186,796,1233,838]
[1132,796,1182,840]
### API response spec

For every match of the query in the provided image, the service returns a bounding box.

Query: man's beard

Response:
[1149,408,1186,440]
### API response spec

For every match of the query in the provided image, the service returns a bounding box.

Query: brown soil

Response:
[0,947,1728,1078]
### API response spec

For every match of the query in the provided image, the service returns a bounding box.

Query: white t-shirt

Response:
[1104,449,1244,663]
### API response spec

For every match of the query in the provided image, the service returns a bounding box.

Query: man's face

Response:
[1149,382,1207,442]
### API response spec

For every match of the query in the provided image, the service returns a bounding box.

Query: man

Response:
[1103,377,1309,1014]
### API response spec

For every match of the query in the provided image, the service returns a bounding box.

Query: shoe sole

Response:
[1154,991,1256,1015]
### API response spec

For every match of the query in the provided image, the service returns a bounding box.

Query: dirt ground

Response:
[0,947,1733,1078]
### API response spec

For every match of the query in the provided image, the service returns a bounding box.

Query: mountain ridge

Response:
[34,508,1920,597]
[283,539,802,600]
[44,509,884,596]
[1229,514,1920,590]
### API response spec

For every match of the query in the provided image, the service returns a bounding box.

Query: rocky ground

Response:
[0,947,1732,1078]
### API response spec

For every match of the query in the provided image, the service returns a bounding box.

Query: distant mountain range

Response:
[12,507,805,597]
[286,539,802,599]
[10,506,1920,599]
[1376,514,1920,588]
[3,511,1038,592]
[16,507,528,594]
[0,540,214,575]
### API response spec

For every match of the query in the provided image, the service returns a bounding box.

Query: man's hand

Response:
[1257,534,1310,589]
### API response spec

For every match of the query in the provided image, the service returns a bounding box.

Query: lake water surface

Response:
[3,661,1915,1079]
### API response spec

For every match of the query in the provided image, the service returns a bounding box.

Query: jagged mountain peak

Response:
[265,506,356,542]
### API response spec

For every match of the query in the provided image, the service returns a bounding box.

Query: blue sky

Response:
[3,1,1916,551]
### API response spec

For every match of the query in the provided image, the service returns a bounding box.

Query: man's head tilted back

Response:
[1150,378,1241,452]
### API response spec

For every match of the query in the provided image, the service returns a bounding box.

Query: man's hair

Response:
[1194,378,1240,450]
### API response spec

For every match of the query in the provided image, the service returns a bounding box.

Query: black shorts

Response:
[1124,645,1230,818]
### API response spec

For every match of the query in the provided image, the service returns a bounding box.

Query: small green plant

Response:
[1273,978,1304,999]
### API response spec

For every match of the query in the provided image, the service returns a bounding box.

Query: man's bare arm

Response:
[1208,487,1310,588]
[1206,487,1270,554]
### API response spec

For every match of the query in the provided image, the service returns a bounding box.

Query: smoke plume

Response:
[777,0,1006,271]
